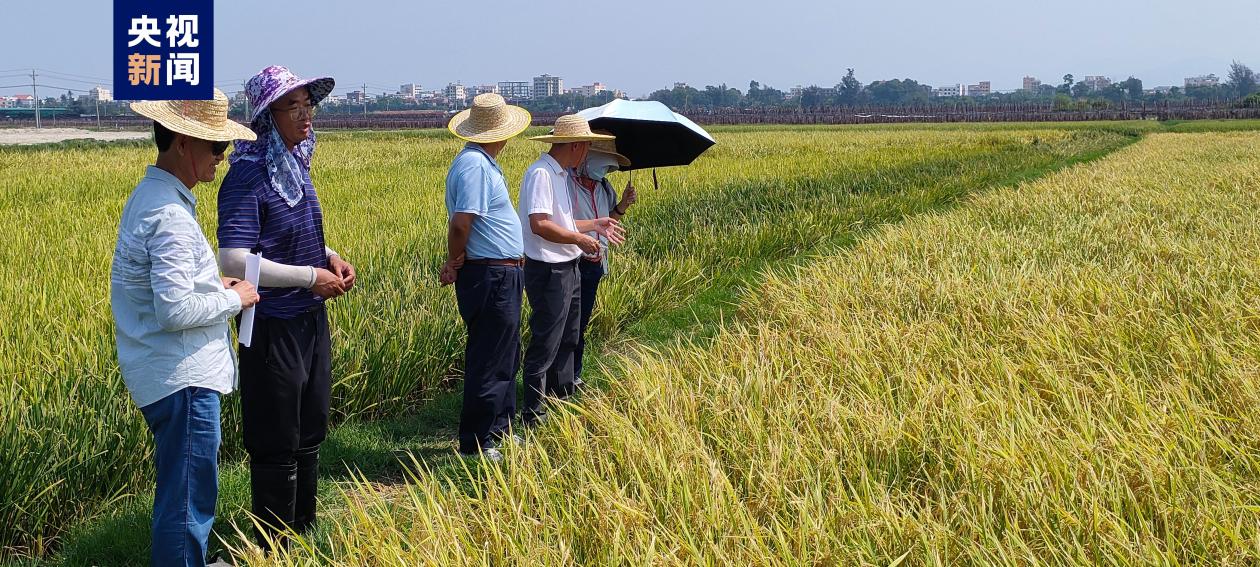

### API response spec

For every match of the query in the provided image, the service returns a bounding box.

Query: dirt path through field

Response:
[0,128,147,146]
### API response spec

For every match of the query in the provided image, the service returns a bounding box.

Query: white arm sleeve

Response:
[326,246,338,258]
[219,247,317,288]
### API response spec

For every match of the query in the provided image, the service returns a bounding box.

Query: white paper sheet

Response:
[238,252,261,347]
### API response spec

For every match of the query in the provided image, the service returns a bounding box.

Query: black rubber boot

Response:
[293,446,320,535]
[249,462,297,553]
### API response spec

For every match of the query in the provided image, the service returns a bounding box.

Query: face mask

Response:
[584,153,620,181]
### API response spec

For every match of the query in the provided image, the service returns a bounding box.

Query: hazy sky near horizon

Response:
[3,0,1259,97]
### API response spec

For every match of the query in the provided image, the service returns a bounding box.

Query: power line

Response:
[33,73,107,86]
[34,68,111,82]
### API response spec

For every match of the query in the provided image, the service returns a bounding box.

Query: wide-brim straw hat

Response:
[130,88,257,142]
[588,130,631,168]
[448,93,532,143]
[530,114,616,144]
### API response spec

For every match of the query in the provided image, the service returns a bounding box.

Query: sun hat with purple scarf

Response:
[244,65,334,122]
[230,66,335,208]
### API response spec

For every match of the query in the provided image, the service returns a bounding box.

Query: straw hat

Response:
[530,115,616,144]
[588,130,631,168]
[130,88,257,142]
[447,93,532,143]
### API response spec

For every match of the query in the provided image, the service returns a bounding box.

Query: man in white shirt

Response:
[112,90,259,567]
[518,115,625,427]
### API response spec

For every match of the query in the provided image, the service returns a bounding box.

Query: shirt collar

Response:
[538,152,567,176]
[463,142,503,173]
[144,165,197,208]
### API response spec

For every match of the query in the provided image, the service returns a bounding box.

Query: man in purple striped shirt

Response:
[216,66,353,551]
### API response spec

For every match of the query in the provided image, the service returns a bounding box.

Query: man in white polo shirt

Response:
[519,115,625,427]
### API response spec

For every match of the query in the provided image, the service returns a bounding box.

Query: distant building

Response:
[673,82,689,90]
[89,86,112,102]
[346,90,367,105]
[323,94,345,105]
[1145,86,1175,95]
[573,82,607,97]
[533,74,563,99]
[1022,76,1041,91]
[787,85,804,99]
[1185,74,1220,88]
[398,83,421,98]
[498,81,531,101]
[965,81,991,96]
[474,84,499,96]
[1083,76,1112,91]
[444,83,467,105]
[12,94,34,108]
[933,84,962,97]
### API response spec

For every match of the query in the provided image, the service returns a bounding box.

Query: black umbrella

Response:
[576,99,716,171]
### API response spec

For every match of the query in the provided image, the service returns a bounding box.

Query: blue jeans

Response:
[140,387,221,567]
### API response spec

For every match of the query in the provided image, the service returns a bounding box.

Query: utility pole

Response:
[31,69,40,129]
[95,95,101,129]
[362,82,368,118]
[243,80,250,121]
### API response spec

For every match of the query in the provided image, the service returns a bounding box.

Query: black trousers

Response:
[238,304,331,544]
[455,263,522,453]
[574,260,605,382]
[522,257,581,426]
[239,305,332,465]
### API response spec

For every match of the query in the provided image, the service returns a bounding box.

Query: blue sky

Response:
[3,0,1260,98]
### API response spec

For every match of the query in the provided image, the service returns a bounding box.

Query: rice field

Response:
[5,121,1258,565]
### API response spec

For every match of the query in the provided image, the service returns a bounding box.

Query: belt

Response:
[525,257,581,266]
[466,258,524,267]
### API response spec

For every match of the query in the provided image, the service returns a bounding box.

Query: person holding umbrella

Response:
[569,133,636,387]
[216,66,354,551]
[519,115,625,428]
[111,88,259,567]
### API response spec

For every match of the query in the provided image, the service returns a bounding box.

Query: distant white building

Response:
[573,82,607,97]
[965,81,991,96]
[1083,76,1112,91]
[1022,76,1042,91]
[1185,74,1220,88]
[89,86,112,102]
[474,84,499,96]
[398,83,421,98]
[444,83,467,105]
[532,74,563,99]
[933,84,962,97]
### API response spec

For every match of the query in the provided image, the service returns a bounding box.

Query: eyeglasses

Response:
[276,103,318,121]
[211,140,230,156]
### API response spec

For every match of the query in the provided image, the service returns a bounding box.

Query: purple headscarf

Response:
[229,66,334,207]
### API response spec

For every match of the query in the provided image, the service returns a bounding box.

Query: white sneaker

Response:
[460,447,503,462]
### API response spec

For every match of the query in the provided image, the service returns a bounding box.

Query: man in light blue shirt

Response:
[441,93,531,460]
[111,91,259,567]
